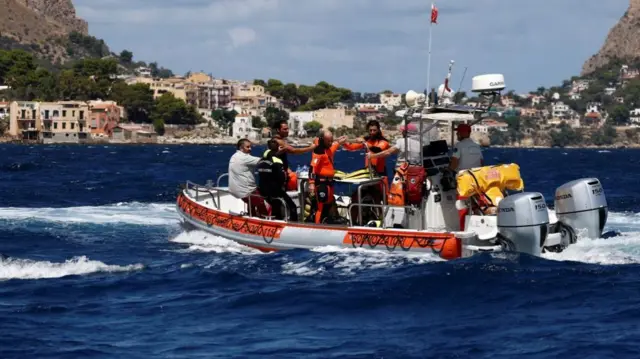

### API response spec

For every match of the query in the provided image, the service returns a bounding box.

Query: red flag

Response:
[431,3,438,24]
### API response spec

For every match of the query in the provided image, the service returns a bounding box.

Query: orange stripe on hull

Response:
[177,193,284,240]
[342,231,461,260]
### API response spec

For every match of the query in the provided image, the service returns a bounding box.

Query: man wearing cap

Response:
[449,123,483,172]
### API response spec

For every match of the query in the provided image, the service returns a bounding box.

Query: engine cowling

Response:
[554,178,608,239]
[497,192,550,257]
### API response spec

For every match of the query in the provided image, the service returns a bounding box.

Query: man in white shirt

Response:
[229,139,269,216]
[449,124,483,172]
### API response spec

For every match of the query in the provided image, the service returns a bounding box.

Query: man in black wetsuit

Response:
[257,139,299,221]
[271,120,316,191]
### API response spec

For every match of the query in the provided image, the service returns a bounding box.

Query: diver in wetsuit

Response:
[257,139,299,221]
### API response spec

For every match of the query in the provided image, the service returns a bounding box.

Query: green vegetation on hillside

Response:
[253,79,352,111]
[0,49,201,132]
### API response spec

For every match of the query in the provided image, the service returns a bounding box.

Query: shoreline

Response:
[0,136,637,149]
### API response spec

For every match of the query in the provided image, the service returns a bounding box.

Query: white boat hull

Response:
[175,186,505,259]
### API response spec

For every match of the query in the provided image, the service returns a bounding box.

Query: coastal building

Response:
[135,66,152,77]
[379,93,402,109]
[354,103,385,111]
[571,80,590,93]
[288,111,314,136]
[39,102,62,142]
[0,102,9,120]
[472,120,508,133]
[551,101,570,118]
[211,80,232,109]
[312,108,355,129]
[8,101,40,140]
[129,77,187,100]
[111,124,157,143]
[42,101,89,144]
[88,100,121,137]
[232,113,259,141]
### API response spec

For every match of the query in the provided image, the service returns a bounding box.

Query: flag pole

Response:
[426,3,433,107]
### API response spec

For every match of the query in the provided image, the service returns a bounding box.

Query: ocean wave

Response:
[0,255,144,280]
[0,202,177,226]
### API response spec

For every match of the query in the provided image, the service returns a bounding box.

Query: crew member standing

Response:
[271,120,317,191]
[449,123,483,172]
[310,130,343,224]
[257,139,299,221]
[342,120,390,223]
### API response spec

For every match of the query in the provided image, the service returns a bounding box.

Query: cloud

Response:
[73,0,628,93]
[227,27,257,49]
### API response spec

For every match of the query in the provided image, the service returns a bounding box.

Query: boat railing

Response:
[185,180,219,208]
[184,180,291,221]
[346,203,422,230]
[298,176,388,226]
[216,173,229,188]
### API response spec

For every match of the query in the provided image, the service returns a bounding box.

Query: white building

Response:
[379,93,402,109]
[354,103,385,111]
[232,113,259,140]
[288,111,314,137]
[552,101,570,118]
[630,108,640,125]
[135,66,152,77]
[472,120,508,133]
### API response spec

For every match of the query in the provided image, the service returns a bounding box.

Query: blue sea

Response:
[1,144,640,358]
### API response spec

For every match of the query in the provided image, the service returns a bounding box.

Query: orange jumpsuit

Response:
[310,141,340,224]
[342,137,390,212]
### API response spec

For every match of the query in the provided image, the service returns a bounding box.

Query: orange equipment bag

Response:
[405,165,426,205]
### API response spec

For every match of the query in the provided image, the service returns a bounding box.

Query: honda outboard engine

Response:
[497,192,549,257]
[554,178,608,240]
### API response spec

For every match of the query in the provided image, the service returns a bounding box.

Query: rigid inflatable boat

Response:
[176,71,608,259]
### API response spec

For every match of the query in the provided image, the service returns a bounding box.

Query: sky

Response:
[73,0,628,94]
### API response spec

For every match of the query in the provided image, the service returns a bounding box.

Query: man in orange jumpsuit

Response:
[341,120,390,224]
[310,129,345,224]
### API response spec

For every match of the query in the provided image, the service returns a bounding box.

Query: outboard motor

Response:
[497,192,550,257]
[553,178,608,240]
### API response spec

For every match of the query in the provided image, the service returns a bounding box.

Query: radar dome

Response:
[471,74,505,93]
[405,90,425,107]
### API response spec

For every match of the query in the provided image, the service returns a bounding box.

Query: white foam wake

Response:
[169,230,264,255]
[281,246,443,276]
[0,202,178,225]
[0,255,144,280]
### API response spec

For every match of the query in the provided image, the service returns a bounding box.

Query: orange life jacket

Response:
[387,162,408,206]
[311,141,339,179]
[343,136,390,174]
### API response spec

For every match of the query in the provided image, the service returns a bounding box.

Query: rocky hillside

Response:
[582,0,640,75]
[0,0,98,65]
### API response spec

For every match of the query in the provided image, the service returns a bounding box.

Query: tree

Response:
[303,120,323,135]
[119,50,133,63]
[251,116,267,129]
[609,104,630,125]
[264,106,288,128]
[212,109,236,129]
[110,82,155,123]
[0,116,9,135]
[151,92,203,125]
